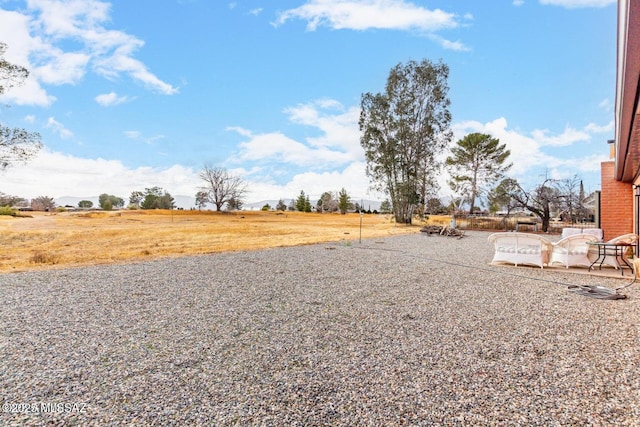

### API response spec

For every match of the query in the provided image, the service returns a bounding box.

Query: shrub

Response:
[30,250,60,265]
[0,206,16,216]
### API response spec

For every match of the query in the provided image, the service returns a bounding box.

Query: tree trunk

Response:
[394,202,412,224]
[541,218,550,233]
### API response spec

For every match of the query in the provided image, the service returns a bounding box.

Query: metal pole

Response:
[359,199,363,244]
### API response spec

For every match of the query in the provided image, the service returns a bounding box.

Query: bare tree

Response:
[508,177,563,232]
[0,191,27,207]
[31,196,56,212]
[557,175,590,223]
[199,165,247,211]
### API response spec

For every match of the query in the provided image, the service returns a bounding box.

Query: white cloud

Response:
[274,0,465,41]
[33,50,90,85]
[513,0,525,6]
[1,78,57,107]
[0,0,177,107]
[531,126,590,147]
[539,0,615,8]
[124,130,165,145]
[45,117,74,139]
[598,98,612,113]
[93,44,178,95]
[231,129,354,167]
[428,34,471,52]
[284,100,362,157]
[250,8,263,16]
[530,121,613,146]
[584,120,614,133]
[231,99,362,168]
[225,126,252,138]
[95,92,131,106]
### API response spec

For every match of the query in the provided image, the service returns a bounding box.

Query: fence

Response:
[446,215,598,234]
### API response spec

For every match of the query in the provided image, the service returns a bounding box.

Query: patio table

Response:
[587,242,633,276]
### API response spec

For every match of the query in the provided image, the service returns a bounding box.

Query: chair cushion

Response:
[517,245,541,254]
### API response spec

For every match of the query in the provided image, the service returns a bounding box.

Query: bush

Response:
[30,250,60,265]
[0,206,16,216]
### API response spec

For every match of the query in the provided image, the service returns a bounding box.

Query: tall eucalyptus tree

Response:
[359,59,452,223]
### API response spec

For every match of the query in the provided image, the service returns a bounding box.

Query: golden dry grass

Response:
[0,209,420,272]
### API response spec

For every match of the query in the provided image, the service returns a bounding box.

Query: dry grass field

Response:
[0,209,421,273]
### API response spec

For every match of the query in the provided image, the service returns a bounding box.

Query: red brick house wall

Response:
[600,161,634,240]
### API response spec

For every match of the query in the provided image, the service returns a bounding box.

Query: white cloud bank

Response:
[0,0,177,107]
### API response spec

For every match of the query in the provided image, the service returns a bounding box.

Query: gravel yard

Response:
[1,231,639,426]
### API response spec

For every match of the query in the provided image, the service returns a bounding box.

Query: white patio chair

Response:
[550,234,600,268]
[488,232,553,269]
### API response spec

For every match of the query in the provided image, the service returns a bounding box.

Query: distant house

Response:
[601,0,639,244]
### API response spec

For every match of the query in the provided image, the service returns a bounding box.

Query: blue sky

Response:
[0,0,617,207]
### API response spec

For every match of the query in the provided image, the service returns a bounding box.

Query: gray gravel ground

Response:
[1,231,639,426]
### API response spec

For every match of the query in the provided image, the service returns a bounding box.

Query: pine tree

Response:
[446,133,512,214]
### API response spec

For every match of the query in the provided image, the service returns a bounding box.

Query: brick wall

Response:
[600,161,634,240]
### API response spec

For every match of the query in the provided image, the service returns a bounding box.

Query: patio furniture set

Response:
[488,228,638,275]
